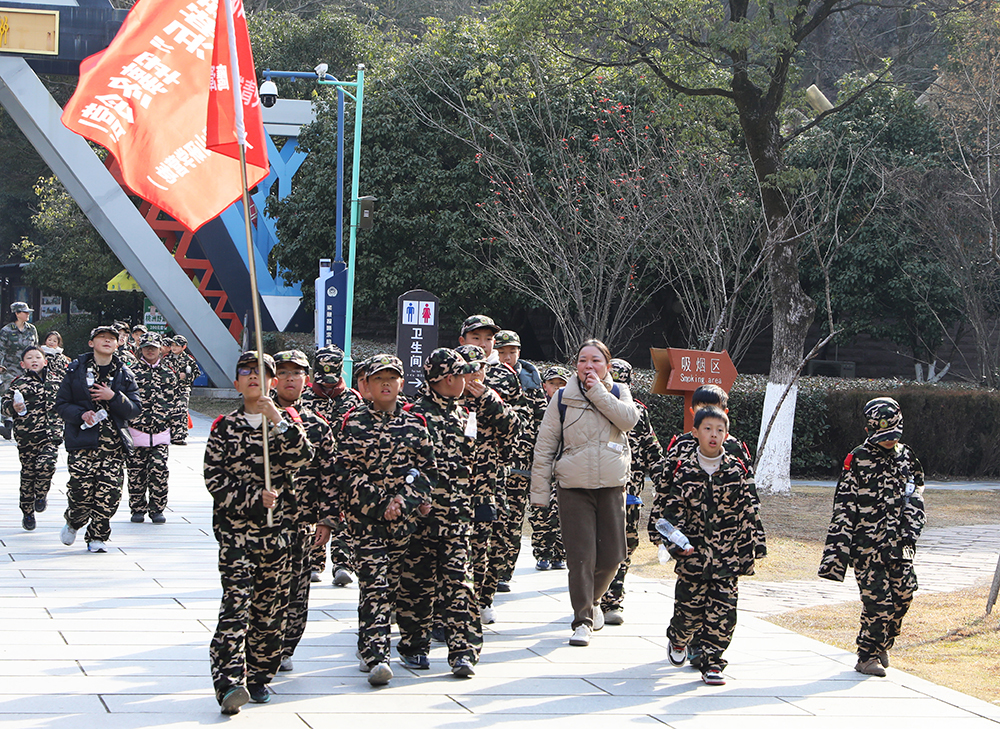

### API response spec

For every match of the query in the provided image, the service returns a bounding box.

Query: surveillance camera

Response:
[314,63,328,78]
[259,79,278,108]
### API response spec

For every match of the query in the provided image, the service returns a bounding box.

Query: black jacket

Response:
[55,353,142,452]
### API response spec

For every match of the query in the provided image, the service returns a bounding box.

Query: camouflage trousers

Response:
[17,440,57,515]
[356,532,410,668]
[281,527,316,661]
[471,520,499,609]
[493,472,530,583]
[170,387,191,444]
[855,557,918,662]
[210,535,293,703]
[529,489,565,562]
[600,501,642,612]
[311,519,356,576]
[64,440,125,543]
[667,573,738,672]
[126,443,169,515]
[396,521,482,667]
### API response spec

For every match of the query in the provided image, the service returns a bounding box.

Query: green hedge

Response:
[628,372,997,479]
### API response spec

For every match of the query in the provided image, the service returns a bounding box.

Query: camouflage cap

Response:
[273,349,310,370]
[172,334,187,346]
[114,321,130,333]
[460,314,500,337]
[610,358,633,386]
[161,336,176,346]
[353,356,371,381]
[366,353,405,378]
[455,344,486,367]
[138,332,162,349]
[424,347,474,382]
[236,350,276,377]
[10,301,33,314]
[494,330,521,348]
[864,397,903,443]
[131,324,148,334]
[90,324,118,339]
[541,365,572,383]
[314,345,345,383]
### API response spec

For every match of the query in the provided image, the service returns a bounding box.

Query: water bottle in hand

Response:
[81,409,108,430]
[655,518,692,551]
[12,390,25,415]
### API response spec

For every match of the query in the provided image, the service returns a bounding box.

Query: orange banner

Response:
[61,0,269,232]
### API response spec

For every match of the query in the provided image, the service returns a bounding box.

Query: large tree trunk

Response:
[739,107,817,493]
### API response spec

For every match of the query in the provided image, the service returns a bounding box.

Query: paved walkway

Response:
[1,413,998,727]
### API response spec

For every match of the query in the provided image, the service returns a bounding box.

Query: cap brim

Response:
[367,363,404,377]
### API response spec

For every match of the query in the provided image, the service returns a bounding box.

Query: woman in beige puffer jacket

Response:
[530,339,639,646]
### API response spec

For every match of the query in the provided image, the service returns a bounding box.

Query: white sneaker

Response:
[481,605,496,625]
[592,605,604,631]
[333,568,355,586]
[60,523,77,546]
[87,540,107,553]
[368,662,393,686]
[358,658,371,673]
[569,625,591,646]
[604,610,624,625]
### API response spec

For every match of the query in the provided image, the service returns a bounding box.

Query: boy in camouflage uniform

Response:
[303,344,363,585]
[599,358,665,625]
[395,348,481,678]
[454,343,519,625]
[204,351,314,714]
[529,365,569,570]
[115,323,138,369]
[819,397,925,677]
[492,330,547,593]
[457,316,525,621]
[270,350,337,674]
[662,406,764,686]
[55,325,142,553]
[164,334,197,445]
[126,333,180,524]
[0,302,39,440]
[334,354,435,686]
[1,345,62,531]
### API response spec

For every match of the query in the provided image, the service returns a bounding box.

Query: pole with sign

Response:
[651,348,738,432]
[396,289,439,397]
[315,258,349,350]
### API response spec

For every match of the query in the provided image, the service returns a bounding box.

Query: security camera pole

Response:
[260,65,366,383]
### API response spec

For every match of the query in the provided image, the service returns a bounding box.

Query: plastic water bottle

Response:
[86,372,95,388]
[12,390,24,414]
[405,468,420,484]
[81,409,108,430]
[905,480,915,497]
[655,518,692,551]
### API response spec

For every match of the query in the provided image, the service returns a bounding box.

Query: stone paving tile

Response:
[0,414,997,726]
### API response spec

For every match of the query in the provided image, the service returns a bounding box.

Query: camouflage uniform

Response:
[126,336,180,519]
[0,316,38,394]
[529,366,570,566]
[1,364,62,516]
[662,445,763,675]
[334,359,435,669]
[303,345,364,580]
[55,344,142,545]
[43,349,71,384]
[456,345,520,613]
[395,348,482,670]
[819,397,925,671]
[164,343,197,444]
[601,362,664,614]
[204,387,314,705]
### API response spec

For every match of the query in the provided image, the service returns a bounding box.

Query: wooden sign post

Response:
[650,348,738,432]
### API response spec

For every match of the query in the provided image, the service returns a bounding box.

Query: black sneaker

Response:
[551,560,565,570]
[0,419,11,440]
[399,652,430,670]
[451,657,475,678]
[34,497,47,513]
[150,512,166,524]
[247,684,270,703]
[131,513,145,523]
[535,559,551,571]
[22,513,36,531]
[220,686,249,715]
[496,581,511,593]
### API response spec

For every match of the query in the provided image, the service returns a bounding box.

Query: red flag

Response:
[61,0,269,232]
[206,0,267,168]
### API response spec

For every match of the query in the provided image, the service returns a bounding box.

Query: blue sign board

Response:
[315,259,349,349]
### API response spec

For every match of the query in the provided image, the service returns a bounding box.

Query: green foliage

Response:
[19,177,131,318]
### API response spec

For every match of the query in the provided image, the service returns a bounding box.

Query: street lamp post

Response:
[261,64,365,382]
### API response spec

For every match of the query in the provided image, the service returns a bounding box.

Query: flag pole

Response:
[221,0,274,526]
